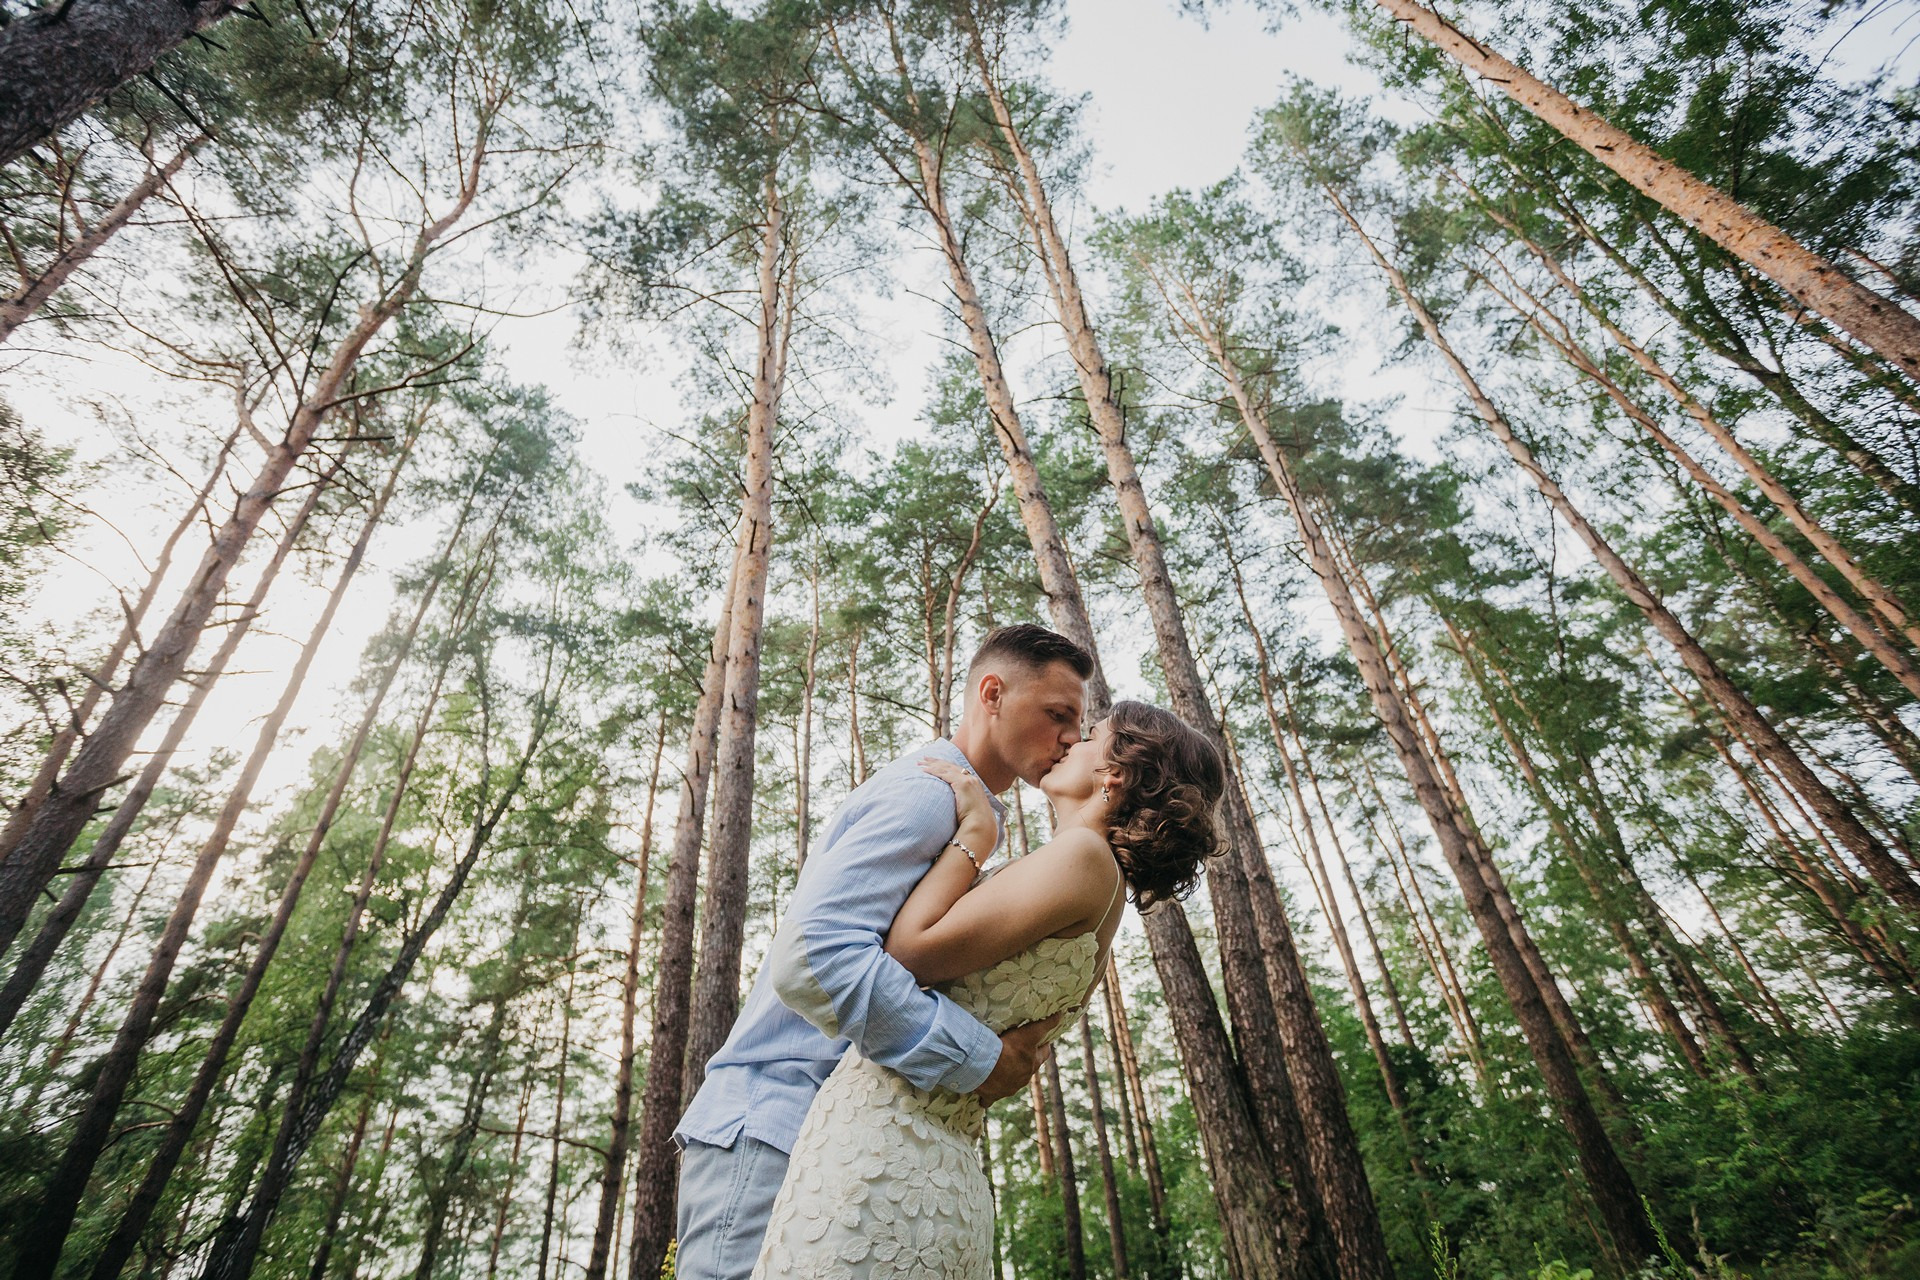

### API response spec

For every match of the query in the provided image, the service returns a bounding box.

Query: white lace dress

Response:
[749,927,1102,1280]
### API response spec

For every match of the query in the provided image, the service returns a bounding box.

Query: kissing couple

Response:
[673,624,1226,1279]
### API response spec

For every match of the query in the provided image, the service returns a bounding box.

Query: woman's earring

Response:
[1100,783,1111,802]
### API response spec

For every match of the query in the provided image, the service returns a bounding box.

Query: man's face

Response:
[990,661,1088,787]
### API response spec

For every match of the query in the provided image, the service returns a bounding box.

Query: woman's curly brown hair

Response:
[1104,701,1227,910]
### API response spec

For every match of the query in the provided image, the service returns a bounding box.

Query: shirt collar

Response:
[928,737,1009,819]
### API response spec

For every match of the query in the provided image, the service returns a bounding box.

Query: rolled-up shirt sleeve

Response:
[767,772,1003,1094]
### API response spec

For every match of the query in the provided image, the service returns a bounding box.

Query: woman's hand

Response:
[920,757,997,851]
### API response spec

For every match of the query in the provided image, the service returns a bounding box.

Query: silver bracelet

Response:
[946,837,985,872]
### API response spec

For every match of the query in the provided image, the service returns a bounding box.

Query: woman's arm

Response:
[887,822,1119,987]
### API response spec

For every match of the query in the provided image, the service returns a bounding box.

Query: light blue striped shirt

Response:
[674,738,1007,1155]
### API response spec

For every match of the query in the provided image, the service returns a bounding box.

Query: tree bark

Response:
[584,715,668,1280]
[1078,1013,1130,1280]
[0,0,237,168]
[683,178,789,1101]
[1044,1046,1088,1280]
[1376,0,1920,383]
[625,550,740,1280]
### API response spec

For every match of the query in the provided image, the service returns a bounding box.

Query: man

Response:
[672,623,1095,1280]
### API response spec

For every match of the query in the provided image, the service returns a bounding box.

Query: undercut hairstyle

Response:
[1104,701,1226,910]
[967,624,1095,684]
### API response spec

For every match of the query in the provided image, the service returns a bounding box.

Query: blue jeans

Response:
[674,1135,789,1280]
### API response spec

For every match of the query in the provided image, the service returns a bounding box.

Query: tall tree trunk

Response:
[870,25,1328,1275]
[1104,969,1168,1237]
[1684,866,1795,1035]
[1504,140,1920,520]
[1079,1013,1130,1280]
[1029,1071,1056,1180]
[1375,0,1920,382]
[0,148,484,952]
[17,449,404,1280]
[0,419,239,867]
[1354,755,1491,1086]
[309,1023,398,1280]
[966,27,1383,1274]
[539,916,584,1280]
[335,1063,407,1280]
[0,445,331,1041]
[1154,264,1656,1262]
[415,1000,511,1280]
[584,716,668,1280]
[21,839,163,1115]
[983,1128,1005,1280]
[1318,783,1418,1053]
[797,553,820,866]
[625,550,741,1280]
[484,1069,539,1280]
[1044,1047,1088,1280]
[1474,194,1920,663]
[846,629,867,786]
[1226,544,1413,1130]
[96,441,473,1280]
[1318,176,1920,925]
[1474,253,1920,698]
[1099,970,1141,1178]
[198,634,563,1280]
[936,471,1001,737]
[1446,619,1711,1077]
[0,0,239,167]
[683,180,789,1101]
[0,135,203,342]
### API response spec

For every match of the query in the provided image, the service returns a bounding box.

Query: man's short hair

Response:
[968,624,1095,683]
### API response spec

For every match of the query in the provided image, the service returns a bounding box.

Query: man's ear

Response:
[976,671,1005,713]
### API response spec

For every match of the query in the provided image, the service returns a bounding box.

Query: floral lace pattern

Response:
[749,930,1101,1280]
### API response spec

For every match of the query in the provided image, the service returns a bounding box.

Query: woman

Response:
[750,701,1225,1280]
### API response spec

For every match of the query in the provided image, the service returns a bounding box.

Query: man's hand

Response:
[972,1014,1063,1105]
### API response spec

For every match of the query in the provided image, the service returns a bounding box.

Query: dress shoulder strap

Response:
[1101,859,1125,924]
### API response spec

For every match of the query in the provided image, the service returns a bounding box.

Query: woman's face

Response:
[1040,716,1113,805]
